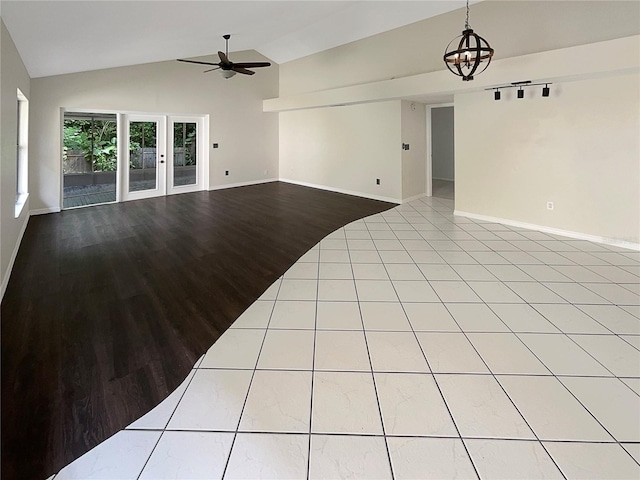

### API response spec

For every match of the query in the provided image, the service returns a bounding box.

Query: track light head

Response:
[487,81,552,101]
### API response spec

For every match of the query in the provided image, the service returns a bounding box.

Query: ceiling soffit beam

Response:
[264,36,639,112]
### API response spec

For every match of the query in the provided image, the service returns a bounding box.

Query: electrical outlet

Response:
[213,143,219,149]
[376,178,381,185]
[225,170,229,176]
[547,201,554,210]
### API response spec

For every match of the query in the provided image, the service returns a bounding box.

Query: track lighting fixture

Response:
[488,81,553,101]
[443,0,494,81]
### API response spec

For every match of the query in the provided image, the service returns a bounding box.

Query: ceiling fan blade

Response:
[232,67,256,75]
[203,67,221,73]
[218,51,231,66]
[232,62,271,69]
[177,59,220,66]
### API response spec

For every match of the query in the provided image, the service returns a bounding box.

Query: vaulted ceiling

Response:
[0,1,471,78]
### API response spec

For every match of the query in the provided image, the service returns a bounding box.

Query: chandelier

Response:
[443,0,494,81]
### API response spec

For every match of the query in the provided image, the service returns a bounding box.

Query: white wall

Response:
[431,106,454,181]
[401,100,426,200]
[279,101,402,202]
[1,19,31,298]
[455,73,640,244]
[30,52,279,212]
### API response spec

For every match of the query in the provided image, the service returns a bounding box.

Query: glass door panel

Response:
[124,115,166,200]
[62,112,117,209]
[172,122,197,186]
[167,116,204,195]
[129,121,158,192]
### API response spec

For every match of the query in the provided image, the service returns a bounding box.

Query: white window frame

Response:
[15,89,29,218]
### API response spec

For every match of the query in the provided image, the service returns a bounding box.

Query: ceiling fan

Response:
[177,34,271,79]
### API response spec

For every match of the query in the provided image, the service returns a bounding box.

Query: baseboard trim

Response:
[1,213,30,301]
[279,178,400,204]
[402,193,428,204]
[454,210,640,251]
[209,178,279,191]
[30,207,61,215]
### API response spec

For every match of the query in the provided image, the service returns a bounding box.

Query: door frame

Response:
[426,102,454,198]
[167,115,206,196]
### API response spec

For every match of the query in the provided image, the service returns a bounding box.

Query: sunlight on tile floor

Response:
[52,196,640,479]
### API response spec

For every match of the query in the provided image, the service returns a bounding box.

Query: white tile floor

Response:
[51,196,640,479]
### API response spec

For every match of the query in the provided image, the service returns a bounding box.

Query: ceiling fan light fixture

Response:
[177,34,271,79]
[443,0,494,81]
[220,70,237,79]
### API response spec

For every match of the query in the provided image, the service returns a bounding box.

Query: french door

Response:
[123,114,205,201]
[124,115,166,200]
[167,116,204,195]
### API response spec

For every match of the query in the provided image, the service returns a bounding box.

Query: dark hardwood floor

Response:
[1,182,395,480]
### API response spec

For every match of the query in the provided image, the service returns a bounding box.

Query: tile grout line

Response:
[381,204,485,480]
[562,305,640,355]
[124,426,634,443]
[183,365,637,379]
[347,219,396,480]
[220,277,283,479]
[135,365,201,479]
[305,237,323,480]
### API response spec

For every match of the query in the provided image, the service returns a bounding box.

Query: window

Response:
[15,89,29,217]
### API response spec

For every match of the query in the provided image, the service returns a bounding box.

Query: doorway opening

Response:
[429,105,455,200]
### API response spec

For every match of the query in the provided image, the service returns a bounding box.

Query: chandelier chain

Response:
[465,0,470,29]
